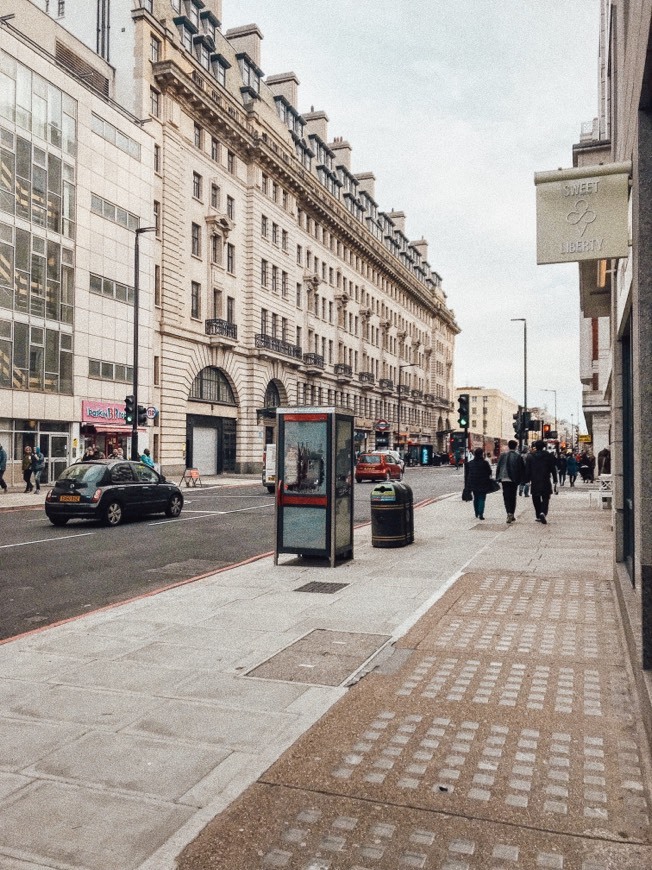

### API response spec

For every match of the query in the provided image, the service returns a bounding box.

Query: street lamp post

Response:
[132,226,157,460]
[396,363,415,455]
[542,388,557,435]
[510,318,527,450]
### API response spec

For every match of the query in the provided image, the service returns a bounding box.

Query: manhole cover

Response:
[294,581,348,594]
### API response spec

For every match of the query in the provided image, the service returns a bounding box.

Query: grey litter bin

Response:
[371,481,414,548]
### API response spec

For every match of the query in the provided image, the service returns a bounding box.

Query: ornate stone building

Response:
[22,0,459,475]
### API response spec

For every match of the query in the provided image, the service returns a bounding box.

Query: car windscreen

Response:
[57,463,106,485]
[358,454,381,464]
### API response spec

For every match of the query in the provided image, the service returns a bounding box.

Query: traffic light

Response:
[137,404,147,426]
[124,394,135,426]
[513,406,522,434]
[522,411,531,433]
[543,423,551,437]
[457,393,470,428]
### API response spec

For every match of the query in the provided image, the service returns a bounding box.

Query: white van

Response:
[262,443,277,493]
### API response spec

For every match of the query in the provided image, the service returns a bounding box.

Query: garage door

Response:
[193,426,217,475]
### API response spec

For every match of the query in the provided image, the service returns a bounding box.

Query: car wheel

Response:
[49,516,69,526]
[165,493,183,518]
[102,500,123,526]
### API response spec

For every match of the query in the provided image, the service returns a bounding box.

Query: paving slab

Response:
[0,781,194,870]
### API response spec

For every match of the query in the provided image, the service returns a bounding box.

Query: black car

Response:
[45,460,184,527]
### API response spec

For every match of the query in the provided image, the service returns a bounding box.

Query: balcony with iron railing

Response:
[205,318,237,340]
[255,333,303,362]
[359,371,375,388]
[398,384,410,395]
[424,393,435,404]
[379,378,394,393]
[303,352,325,373]
[411,389,423,399]
[334,363,353,381]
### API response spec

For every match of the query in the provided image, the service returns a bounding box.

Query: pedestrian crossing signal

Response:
[124,394,135,426]
[457,394,470,428]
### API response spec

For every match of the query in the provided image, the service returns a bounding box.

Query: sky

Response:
[224,0,601,430]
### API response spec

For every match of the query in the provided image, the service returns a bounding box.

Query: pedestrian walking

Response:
[140,448,155,469]
[0,442,8,492]
[22,446,33,492]
[556,452,567,487]
[464,447,494,520]
[598,447,611,476]
[31,447,45,494]
[566,452,579,486]
[579,451,592,483]
[518,447,530,497]
[495,439,524,524]
[524,440,558,524]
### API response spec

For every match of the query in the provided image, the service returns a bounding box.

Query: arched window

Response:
[189,367,236,404]
[264,381,281,408]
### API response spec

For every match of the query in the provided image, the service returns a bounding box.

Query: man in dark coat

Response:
[496,439,524,524]
[524,440,558,524]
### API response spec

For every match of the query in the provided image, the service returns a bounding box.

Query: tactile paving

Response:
[178,784,652,870]
[263,683,651,841]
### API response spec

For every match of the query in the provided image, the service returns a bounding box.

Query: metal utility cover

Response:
[294,581,348,594]
[247,629,390,686]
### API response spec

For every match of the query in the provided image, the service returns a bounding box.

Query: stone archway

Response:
[186,367,238,474]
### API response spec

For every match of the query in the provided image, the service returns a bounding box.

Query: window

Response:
[227,150,235,174]
[213,58,227,88]
[296,283,302,308]
[296,245,302,265]
[190,367,236,404]
[260,308,268,334]
[194,122,202,149]
[150,88,160,118]
[154,143,161,173]
[150,34,161,63]
[226,195,234,219]
[272,223,279,246]
[210,183,220,209]
[226,296,234,323]
[211,136,220,161]
[141,0,153,11]
[260,259,268,287]
[154,200,161,236]
[191,222,201,257]
[261,173,268,195]
[271,265,278,293]
[226,243,235,274]
[210,234,222,265]
[281,271,288,297]
[282,230,288,252]
[154,264,161,305]
[154,355,160,385]
[261,215,268,238]
[191,281,201,319]
[171,0,181,11]
[89,273,134,304]
[192,172,202,199]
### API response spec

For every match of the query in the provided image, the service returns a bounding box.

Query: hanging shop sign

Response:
[534,161,631,264]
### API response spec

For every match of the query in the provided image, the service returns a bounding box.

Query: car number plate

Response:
[59,494,80,502]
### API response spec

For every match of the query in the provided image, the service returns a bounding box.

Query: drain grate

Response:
[294,581,349,594]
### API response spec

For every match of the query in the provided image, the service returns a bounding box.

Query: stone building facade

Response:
[18,0,459,476]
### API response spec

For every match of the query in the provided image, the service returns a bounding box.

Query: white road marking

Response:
[148,503,272,526]
[0,532,95,549]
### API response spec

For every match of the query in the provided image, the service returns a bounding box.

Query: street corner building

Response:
[0,0,459,486]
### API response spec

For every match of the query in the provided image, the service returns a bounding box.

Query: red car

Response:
[355,451,403,483]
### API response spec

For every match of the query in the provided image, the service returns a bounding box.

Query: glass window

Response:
[191,222,201,256]
[191,280,200,318]
[150,88,160,117]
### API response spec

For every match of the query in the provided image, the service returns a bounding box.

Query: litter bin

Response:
[370,481,414,548]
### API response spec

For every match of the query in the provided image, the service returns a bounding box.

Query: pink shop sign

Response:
[81,400,128,425]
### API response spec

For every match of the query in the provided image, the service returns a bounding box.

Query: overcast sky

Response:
[225,1,600,429]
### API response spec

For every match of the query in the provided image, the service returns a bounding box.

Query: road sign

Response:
[375,419,390,432]
[146,406,158,420]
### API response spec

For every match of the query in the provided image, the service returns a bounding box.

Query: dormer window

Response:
[211,53,230,88]
[171,0,181,12]
[238,54,262,97]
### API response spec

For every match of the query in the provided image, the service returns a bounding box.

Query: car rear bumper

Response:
[45,503,101,521]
